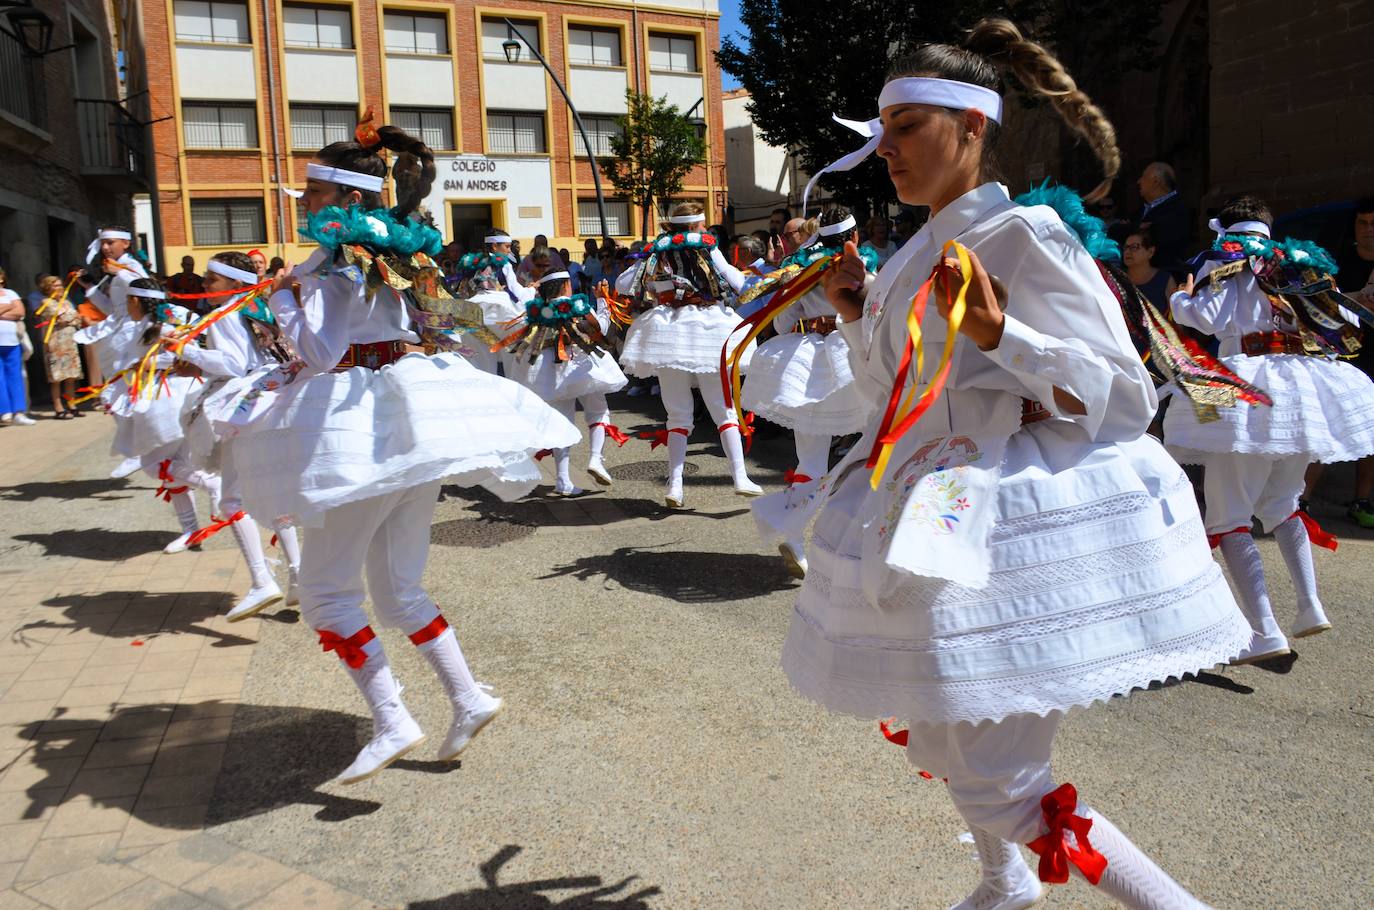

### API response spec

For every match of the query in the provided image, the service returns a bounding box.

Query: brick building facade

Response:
[145,0,726,268]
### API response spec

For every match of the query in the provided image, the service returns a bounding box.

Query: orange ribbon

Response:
[589,421,630,446]
[355,105,381,148]
[1026,784,1108,885]
[318,626,377,668]
[185,511,245,548]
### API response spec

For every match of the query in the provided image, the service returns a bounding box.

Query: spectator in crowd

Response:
[248,249,268,279]
[860,215,899,267]
[0,267,34,425]
[267,256,285,276]
[767,216,808,265]
[166,255,205,298]
[24,272,48,315]
[1135,161,1190,273]
[1121,227,1177,309]
[1332,197,1374,526]
[518,235,564,277]
[1094,197,1130,241]
[519,245,554,285]
[579,239,602,284]
[36,275,82,419]
[768,207,791,237]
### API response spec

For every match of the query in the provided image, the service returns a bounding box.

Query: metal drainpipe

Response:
[261,0,287,258]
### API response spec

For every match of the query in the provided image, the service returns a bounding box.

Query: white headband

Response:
[126,286,166,300]
[537,270,571,285]
[280,186,304,199]
[667,214,705,225]
[485,235,511,244]
[306,162,385,193]
[207,260,259,284]
[801,214,857,250]
[802,77,1004,212]
[1209,217,1271,239]
[87,230,134,262]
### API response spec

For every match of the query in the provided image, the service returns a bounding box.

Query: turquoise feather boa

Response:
[1213,232,1339,275]
[302,205,443,258]
[1015,180,1120,262]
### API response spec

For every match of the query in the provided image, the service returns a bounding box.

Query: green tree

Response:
[605,90,707,239]
[716,1,1160,212]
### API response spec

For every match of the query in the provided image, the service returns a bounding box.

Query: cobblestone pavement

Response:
[1,395,1370,909]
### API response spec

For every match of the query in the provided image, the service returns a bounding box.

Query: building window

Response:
[173,1,249,44]
[648,34,697,73]
[392,107,453,150]
[383,12,447,55]
[182,102,257,149]
[567,26,620,67]
[481,18,539,60]
[191,199,266,246]
[578,199,630,237]
[574,114,621,157]
[486,111,545,154]
[283,3,353,49]
[290,104,356,149]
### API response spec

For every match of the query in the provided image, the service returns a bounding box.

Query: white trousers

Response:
[906,712,1063,844]
[658,368,731,432]
[1201,452,1307,533]
[298,481,442,639]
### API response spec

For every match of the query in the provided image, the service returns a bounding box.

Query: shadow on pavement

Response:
[0,477,135,503]
[13,590,254,649]
[14,701,385,827]
[539,545,795,603]
[409,844,660,909]
[14,528,181,561]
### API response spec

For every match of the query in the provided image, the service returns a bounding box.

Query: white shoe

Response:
[285,567,301,607]
[336,708,426,785]
[552,479,584,497]
[1231,629,1291,665]
[778,541,808,580]
[437,686,503,761]
[1291,601,1331,639]
[949,876,1042,910]
[164,531,195,554]
[586,457,613,487]
[11,413,36,426]
[110,457,141,479]
[226,583,284,622]
[665,478,685,509]
[733,477,764,497]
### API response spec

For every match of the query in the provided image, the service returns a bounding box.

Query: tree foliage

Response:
[716,0,1161,212]
[604,90,707,238]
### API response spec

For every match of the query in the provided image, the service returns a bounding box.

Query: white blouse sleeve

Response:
[269,272,364,373]
[1168,259,1233,336]
[710,247,746,294]
[177,309,255,378]
[971,217,1156,441]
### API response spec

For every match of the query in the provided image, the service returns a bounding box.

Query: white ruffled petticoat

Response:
[1164,353,1374,463]
[779,419,1251,725]
[208,351,581,527]
[619,303,754,376]
[108,374,202,460]
[506,348,627,403]
[741,330,871,435]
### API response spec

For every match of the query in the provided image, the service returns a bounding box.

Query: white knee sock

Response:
[719,425,752,484]
[229,516,276,591]
[667,430,689,491]
[951,826,1039,910]
[793,432,832,481]
[588,423,607,461]
[1273,515,1320,609]
[1071,807,1213,909]
[170,491,199,536]
[274,520,301,572]
[555,447,573,489]
[1217,532,1283,640]
[416,626,481,706]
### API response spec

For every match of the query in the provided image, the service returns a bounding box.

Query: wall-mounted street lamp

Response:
[501,19,610,242]
[0,1,75,56]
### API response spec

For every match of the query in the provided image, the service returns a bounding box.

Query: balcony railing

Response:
[74,98,150,185]
[0,27,46,130]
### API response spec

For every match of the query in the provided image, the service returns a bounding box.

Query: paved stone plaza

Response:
[1,394,1370,909]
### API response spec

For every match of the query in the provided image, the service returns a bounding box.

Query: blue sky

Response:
[718,0,744,90]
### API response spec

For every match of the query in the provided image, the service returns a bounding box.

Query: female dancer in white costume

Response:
[450,228,530,375]
[211,119,580,783]
[616,202,760,508]
[782,20,1248,909]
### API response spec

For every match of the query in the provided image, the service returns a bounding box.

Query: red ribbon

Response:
[1206,526,1250,549]
[185,511,246,547]
[879,718,908,747]
[534,448,553,461]
[783,468,812,486]
[589,421,631,446]
[1026,783,1108,885]
[407,613,450,646]
[638,427,690,450]
[718,412,756,452]
[318,626,377,669]
[165,277,274,302]
[152,459,189,502]
[1291,510,1337,552]
[269,533,278,548]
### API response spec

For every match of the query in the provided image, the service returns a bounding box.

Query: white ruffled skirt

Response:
[108,374,202,460]
[208,352,581,527]
[781,422,1250,725]
[1164,353,1374,463]
[741,330,871,435]
[506,347,627,403]
[619,303,754,376]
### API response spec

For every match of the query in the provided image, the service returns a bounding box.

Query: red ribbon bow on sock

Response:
[152,460,189,502]
[1292,510,1338,552]
[1026,783,1108,885]
[1206,526,1250,549]
[783,468,812,486]
[318,627,376,669]
[185,511,245,548]
[590,421,630,446]
[407,614,450,646]
[638,427,689,450]
[534,448,553,461]
[718,413,756,453]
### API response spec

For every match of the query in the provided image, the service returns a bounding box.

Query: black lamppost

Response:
[501,19,610,242]
[0,2,75,56]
